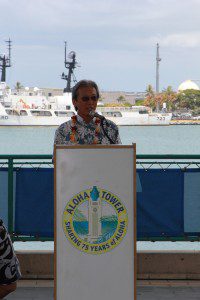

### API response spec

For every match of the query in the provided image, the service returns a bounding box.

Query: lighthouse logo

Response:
[62,186,128,254]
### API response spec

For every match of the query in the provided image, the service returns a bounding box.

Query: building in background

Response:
[11,87,146,106]
[178,80,200,92]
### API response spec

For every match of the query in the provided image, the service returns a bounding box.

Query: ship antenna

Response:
[0,38,12,82]
[64,41,67,66]
[156,43,161,111]
[61,41,79,93]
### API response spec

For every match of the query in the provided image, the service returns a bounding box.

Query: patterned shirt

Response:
[54,114,122,145]
[0,220,21,285]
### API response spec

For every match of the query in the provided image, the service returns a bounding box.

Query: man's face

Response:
[73,86,98,121]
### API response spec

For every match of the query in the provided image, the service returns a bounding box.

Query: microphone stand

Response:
[89,110,116,144]
[100,118,116,145]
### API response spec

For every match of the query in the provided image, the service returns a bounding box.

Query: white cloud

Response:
[147,32,200,48]
[161,33,200,48]
[2,0,200,31]
[2,0,200,90]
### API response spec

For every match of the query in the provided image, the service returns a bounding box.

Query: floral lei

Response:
[70,115,101,144]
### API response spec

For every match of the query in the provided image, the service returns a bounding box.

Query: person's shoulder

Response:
[104,118,119,130]
[56,120,71,133]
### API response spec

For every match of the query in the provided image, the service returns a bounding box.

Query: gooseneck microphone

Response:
[89,110,115,144]
[89,110,105,120]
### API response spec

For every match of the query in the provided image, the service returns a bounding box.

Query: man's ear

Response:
[72,99,78,111]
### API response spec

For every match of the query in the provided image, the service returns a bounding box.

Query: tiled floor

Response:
[6,287,53,300]
[6,280,200,300]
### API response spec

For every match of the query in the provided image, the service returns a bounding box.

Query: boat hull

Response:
[103,114,172,126]
[0,113,172,126]
[0,115,71,126]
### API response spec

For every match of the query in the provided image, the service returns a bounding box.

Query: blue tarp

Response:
[6,168,199,238]
[0,169,16,227]
[137,169,184,237]
[184,169,200,235]
[15,169,54,237]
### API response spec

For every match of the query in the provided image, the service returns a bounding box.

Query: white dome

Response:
[25,87,29,91]
[178,80,200,91]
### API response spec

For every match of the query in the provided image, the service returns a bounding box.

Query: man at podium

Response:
[54,80,121,145]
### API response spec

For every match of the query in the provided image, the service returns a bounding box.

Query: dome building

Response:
[178,80,200,92]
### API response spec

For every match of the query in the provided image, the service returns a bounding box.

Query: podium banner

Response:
[54,145,136,300]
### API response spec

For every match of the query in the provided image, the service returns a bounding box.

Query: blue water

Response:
[0,125,200,155]
[1,125,200,251]
[73,220,118,243]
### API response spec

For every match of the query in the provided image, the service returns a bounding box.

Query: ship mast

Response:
[156,43,161,112]
[61,41,78,93]
[156,43,161,93]
[0,38,12,83]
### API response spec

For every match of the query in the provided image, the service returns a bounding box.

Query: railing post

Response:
[8,157,14,234]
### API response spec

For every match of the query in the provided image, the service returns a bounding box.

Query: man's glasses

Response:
[81,96,98,102]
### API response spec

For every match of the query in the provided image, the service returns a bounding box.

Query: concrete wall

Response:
[16,250,200,280]
[138,251,200,280]
[17,251,54,279]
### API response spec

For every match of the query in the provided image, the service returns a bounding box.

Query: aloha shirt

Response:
[54,114,122,145]
[0,220,21,285]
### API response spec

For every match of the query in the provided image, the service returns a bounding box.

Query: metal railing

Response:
[0,155,52,236]
[1,154,200,242]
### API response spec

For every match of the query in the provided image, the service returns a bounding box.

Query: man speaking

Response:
[54,80,121,145]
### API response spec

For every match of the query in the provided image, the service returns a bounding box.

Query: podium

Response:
[54,145,136,300]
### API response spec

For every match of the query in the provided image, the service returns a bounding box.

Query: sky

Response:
[1,0,200,92]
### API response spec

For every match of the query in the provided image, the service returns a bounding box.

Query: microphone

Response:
[89,109,115,144]
[89,110,105,120]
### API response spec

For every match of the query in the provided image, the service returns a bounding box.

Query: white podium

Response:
[54,145,136,300]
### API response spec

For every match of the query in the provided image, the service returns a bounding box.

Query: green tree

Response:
[135,99,145,106]
[123,102,132,107]
[162,86,177,111]
[144,88,178,112]
[15,81,23,93]
[176,89,200,110]
[116,95,126,104]
[162,86,174,95]
[145,84,154,97]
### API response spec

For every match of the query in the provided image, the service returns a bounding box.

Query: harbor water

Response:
[1,124,200,251]
[1,124,200,155]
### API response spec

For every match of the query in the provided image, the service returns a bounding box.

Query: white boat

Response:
[0,83,172,126]
[0,83,75,126]
[0,102,172,126]
[0,104,75,126]
[97,106,172,126]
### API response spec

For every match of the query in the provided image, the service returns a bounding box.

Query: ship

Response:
[0,101,172,126]
[0,41,172,126]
